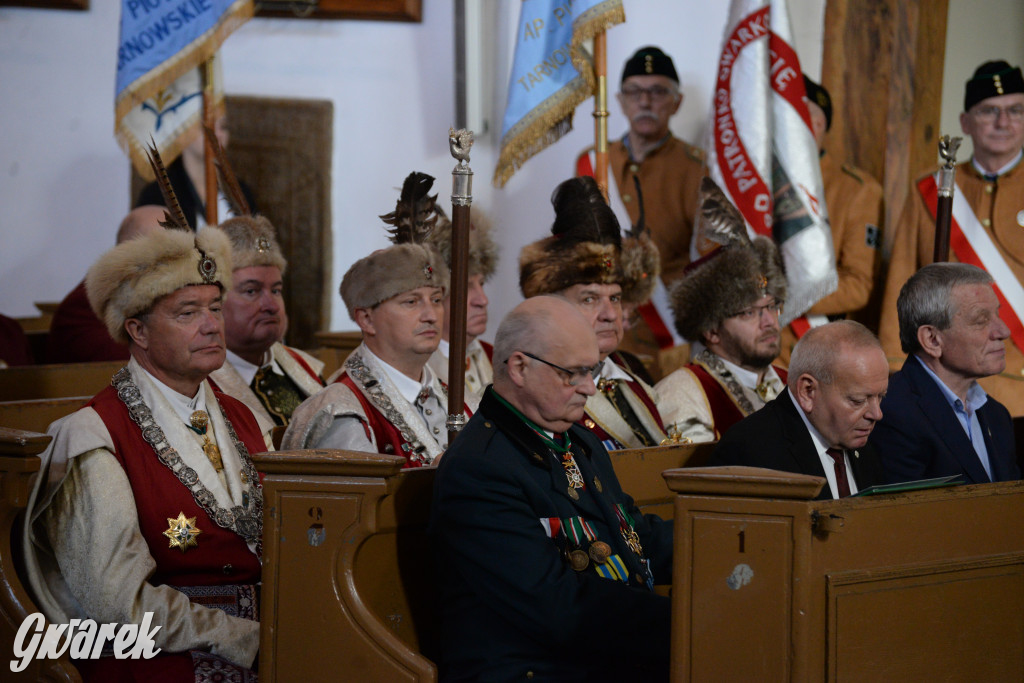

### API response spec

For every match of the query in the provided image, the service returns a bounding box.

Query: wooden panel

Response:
[225,96,334,351]
[608,442,715,519]
[0,397,89,434]
[665,468,1024,683]
[0,361,123,402]
[822,0,949,261]
[828,557,1024,681]
[314,331,363,380]
[257,0,421,21]
[256,450,436,682]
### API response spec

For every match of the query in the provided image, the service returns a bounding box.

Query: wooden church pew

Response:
[0,361,123,402]
[0,396,89,434]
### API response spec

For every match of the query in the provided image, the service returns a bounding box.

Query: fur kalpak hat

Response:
[219,215,287,274]
[86,142,232,345]
[669,178,787,342]
[426,206,500,283]
[519,176,624,298]
[339,172,450,320]
[86,227,232,345]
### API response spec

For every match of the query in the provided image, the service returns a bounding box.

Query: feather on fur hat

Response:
[219,215,287,274]
[339,172,449,320]
[519,176,624,298]
[669,178,787,341]
[86,227,232,345]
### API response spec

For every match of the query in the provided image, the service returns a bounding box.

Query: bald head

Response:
[117,205,166,244]
[493,296,599,432]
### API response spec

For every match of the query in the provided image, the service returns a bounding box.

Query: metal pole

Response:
[933,135,962,263]
[446,128,475,446]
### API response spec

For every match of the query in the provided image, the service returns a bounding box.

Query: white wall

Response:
[0,1,825,339]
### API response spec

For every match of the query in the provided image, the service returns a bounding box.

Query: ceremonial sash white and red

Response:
[918,174,1024,354]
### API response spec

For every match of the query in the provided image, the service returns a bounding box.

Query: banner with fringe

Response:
[115,0,253,180]
[493,0,624,188]
[702,0,835,324]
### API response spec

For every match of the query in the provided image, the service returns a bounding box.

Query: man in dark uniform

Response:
[431,296,673,682]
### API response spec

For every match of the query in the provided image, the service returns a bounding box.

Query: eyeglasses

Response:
[514,351,601,387]
[620,85,677,102]
[730,298,783,322]
[971,104,1024,123]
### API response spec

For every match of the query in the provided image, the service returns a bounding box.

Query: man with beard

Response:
[209,215,325,432]
[708,320,889,500]
[655,180,789,443]
[870,263,1019,484]
[284,173,467,466]
[520,177,669,451]
[431,296,673,681]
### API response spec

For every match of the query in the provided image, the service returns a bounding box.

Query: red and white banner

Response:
[918,175,1024,354]
[704,0,836,324]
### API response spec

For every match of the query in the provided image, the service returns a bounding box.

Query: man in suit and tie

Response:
[709,320,888,500]
[869,263,1019,484]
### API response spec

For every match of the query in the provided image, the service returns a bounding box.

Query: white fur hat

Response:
[85,227,232,344]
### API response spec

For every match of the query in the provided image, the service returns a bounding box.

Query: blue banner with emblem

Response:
[493,0,624,188]
[115,0,253,180]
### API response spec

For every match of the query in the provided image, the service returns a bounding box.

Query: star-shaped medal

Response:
[163,512,202,552]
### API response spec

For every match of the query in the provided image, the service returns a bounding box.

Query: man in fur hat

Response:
[209,215,325,432]
[520,176,669,451]
[24,224,267,680]
[881,59,1024,416]
[420,200,499,406]
[655,179,789,443]
[283,173,464,466]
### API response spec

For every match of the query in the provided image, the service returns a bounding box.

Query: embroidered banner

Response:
[704,0,836,324]
[494,0,624,187]
[115,0,253,180]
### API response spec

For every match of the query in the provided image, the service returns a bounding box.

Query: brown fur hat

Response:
[519,176,624,297]
[427,207,500,282]
[339,243,449,321]
[86,227,232,345]
[219,215,287,274]
[669,236,787,342]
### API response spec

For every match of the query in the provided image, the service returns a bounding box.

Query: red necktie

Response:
[826,448,851,498]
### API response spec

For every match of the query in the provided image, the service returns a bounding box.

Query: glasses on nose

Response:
[730,298,783,322]
[620,85,676,102]
[514,351,601,387]
[971,104,1024,123]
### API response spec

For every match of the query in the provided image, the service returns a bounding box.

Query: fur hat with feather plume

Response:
[669,177,787,342]
[85,142,233,345]
[339,172,449,320]
[519,176,624,298]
